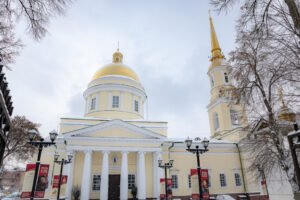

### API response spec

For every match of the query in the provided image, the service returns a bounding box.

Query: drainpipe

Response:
[235,143,248,199]
[168,142,183,159]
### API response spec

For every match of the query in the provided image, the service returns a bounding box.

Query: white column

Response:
[100,151,110,200]
[136,152,140,189]
[108,91,111,109]
[81,151,92,200]
[153,151,162,199]
[137,151,146,200]
[96,92,100,111]
[120,151,129,200]
[120,91,124,111]
[66,151,75,200]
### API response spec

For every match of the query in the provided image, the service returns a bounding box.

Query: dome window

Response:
[134,100,139,112]
[112,96,119,108]
[90,98,96,110]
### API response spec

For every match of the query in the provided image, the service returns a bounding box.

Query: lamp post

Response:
[158,159,174,200]
[27,129,58,200]
[185,137,209,200]
[54,152,73,200]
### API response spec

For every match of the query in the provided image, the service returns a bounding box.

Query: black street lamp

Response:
[185,137,209,200]
[28,129,58,200]
[158,159,174,200]
[54,152,73,200]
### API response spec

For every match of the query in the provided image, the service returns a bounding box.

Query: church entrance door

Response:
[108,174,120,200]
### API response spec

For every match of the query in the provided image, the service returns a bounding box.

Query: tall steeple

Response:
[209,15,225,70]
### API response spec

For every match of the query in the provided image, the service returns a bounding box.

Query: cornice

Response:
[63,119,166,139]
[206,97,232,111]
[66,145,162,152]
[60,121,167,130]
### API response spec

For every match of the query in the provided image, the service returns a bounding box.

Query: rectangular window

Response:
[220,173,226,187]
[92,174,101,191]
[90,98,96,110]
[112,96,119,108]
[128,174,135,189]
[171,175,178,189]
[208,174,211,187]
[234,173,242,186]
[188,174,191,188]
[224,72,229,83]
[134,100,139,112]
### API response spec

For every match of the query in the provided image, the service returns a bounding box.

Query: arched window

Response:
[224,72,229,83]
[211,76,215,88]
[213,112,219,131]
[230,109,240,126]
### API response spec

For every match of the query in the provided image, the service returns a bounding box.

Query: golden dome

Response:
[91,50,140,82]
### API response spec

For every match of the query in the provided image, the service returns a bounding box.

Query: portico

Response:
[64,145,163,200]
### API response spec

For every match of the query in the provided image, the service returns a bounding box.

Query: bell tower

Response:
[206,16,247,142]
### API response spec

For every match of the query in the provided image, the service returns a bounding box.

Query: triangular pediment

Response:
[63,119,165,139]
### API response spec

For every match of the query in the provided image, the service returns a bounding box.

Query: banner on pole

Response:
[160,178,172,199]
[21,164,50,199]
[51,175,68,198]
[190,169,210,200]
[261,180,269,199]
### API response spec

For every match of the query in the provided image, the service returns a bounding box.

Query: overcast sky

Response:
[6,0,240,139]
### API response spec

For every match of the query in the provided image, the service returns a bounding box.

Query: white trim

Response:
[163,151,238,155]
[63,119,166,139]
[96,92,100,111]
[108,91,111,109]
[206,97,232,111]
[66,145,162,152]
[59,121,167,129]
[66,137,164,145]
[88,75,142,88]
[207,63,229,75]
[84,83,147,102]
[60,116,167,123]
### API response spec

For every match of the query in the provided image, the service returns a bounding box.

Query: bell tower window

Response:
[230,109,240,126]
[213,112,219,132]
[224,72,229,83]
[112,96,119,108]
[210,74,215,88]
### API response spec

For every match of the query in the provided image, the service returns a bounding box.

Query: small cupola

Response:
[113,48,123,63]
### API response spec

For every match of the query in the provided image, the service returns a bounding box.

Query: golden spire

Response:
[277,88,296,122]
[278,88,286,107]
[209,15,225,63]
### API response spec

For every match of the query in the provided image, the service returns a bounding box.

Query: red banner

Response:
[52,175,68,188]
[190,169,210,200]
[51,175,68,198]
[21,164,49,199]
[160,178,172,199]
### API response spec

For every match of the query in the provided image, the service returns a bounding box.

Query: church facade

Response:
[35,17,269,200]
